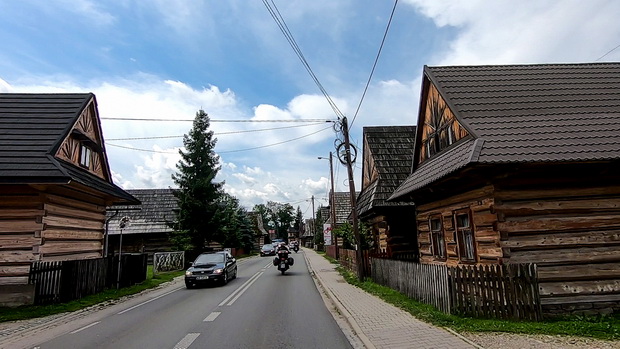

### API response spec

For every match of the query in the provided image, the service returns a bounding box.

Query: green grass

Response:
[0,266,185,323]
[336,266,620,341]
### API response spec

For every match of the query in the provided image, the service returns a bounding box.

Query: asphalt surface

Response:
[13,251,352,349]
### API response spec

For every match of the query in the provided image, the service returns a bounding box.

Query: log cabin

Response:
[356,126,418,259]
[390,63,620,315]
[106,189,178,262]
[0,93,138,305]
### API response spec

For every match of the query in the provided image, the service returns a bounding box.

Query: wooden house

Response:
[0,93,138,305]
[106,189,178,260]
[390,63,620,314]
[356,126,417,259]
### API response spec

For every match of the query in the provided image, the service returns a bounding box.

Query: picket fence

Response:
[29,254,148,305]
[370,258,542,321]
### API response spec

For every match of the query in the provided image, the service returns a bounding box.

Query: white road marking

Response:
[173,333,200,349]
[117,288,181,315]
[203,311,221,322]
[70,321,100,334]
[225,271,263,306]
[218,270,263,306]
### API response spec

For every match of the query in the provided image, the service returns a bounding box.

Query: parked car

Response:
[260,244,276,256]
[185,251,237,288]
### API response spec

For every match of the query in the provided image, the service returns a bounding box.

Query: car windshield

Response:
[261,245,272,250]
[194,253,225,265]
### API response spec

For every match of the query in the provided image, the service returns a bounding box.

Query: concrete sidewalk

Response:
[303,247,480,349]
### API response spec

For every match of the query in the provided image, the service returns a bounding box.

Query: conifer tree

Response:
[171,110,224,252]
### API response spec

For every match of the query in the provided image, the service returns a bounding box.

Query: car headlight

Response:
[185,270,192,276]
[213,268,224,274]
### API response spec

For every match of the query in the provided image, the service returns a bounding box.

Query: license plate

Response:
[280,263,286,268]
[196,276,208,280]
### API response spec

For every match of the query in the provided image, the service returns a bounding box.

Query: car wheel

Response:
[221,271,228,286]
[232,267,237,279]
[185,281,194,289]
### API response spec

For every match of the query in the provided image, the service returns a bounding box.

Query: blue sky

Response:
[2,0,620,217]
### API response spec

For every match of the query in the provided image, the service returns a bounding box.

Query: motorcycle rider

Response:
[274,242,290,265]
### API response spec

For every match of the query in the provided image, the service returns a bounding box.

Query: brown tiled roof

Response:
[391,62,620,200]
[357,126,415,217]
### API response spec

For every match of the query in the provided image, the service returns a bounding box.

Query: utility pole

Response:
[311,195,315,248]
[319,152,338,259]
[328,152,338,259]
[341,117,363,280]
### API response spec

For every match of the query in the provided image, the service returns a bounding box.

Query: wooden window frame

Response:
[454,208,476,263]
[79,144,92,168]
[429,215,447,261]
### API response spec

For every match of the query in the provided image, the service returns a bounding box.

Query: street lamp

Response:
[117,216,130,289]
[318,152,338,259]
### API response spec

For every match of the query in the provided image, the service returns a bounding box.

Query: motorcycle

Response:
[293,244,299,253]
[273,248,294,274]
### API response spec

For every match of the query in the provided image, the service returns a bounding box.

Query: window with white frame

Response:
[79,144,92,168]
[454,209,476,262]
[429,215,446,260]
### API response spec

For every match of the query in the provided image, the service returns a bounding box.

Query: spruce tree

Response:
[171,110,224,252]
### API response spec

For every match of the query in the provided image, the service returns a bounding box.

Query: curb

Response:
[303,249,377,349]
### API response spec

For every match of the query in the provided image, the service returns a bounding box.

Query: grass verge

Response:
[336,266,620,341]
[0,266,184,323]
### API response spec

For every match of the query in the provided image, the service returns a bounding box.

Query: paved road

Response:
[11,252,352,349]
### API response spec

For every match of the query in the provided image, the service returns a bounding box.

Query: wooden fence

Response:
[338,248,370,277]
[370,258,542,321]
[450,263,542,321]
[372,259,450,313]
[29,254,148,305]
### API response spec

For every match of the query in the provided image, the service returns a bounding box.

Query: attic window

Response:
[79,144,92,168]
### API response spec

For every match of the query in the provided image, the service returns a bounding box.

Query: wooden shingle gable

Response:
[357,126,415,217]
[55,97,110,181]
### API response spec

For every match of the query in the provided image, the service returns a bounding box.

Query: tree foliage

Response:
[170,110,224,252]
[252,201,295,242]
[332,221,374,250]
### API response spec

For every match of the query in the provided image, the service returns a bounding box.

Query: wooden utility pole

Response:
[311,195,316,247]
[328,151,338,260]
[340,117,363,280]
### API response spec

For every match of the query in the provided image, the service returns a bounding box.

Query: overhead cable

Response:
[350,0,399,127]
[107,122,327,141]
[106,125,332,154]
[262,0,345,120]
[101,117,332,123]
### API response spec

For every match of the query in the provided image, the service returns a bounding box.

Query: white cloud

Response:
[403,0,620,64]
[232,173,258,186]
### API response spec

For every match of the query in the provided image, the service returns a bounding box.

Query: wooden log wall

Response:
[41,193,105,261]
[416,185,500,266]
[0,186,43,285]
[494,186,620,313]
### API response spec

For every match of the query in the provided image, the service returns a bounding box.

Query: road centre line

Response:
[70,321,100,334]
[225,271,263,306]
[218,270,262,306]
[117,287,181,315]
[203,311,221,322]
[173,333,200,349]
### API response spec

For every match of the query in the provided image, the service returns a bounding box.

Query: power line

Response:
[262,0,345,120]
[106,125,332,154]
[596,43,620,61]
[101,117,332,123]
[219,125,332,153]
[106,122,327,141]
[350,0,399,127]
